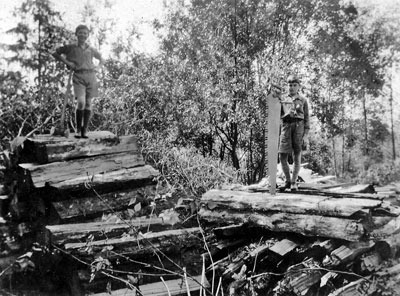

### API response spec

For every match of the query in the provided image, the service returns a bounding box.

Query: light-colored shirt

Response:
[281,94,310,131]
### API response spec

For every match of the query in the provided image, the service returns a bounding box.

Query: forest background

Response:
[1,0,400,196]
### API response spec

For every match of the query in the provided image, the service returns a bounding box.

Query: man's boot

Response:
[279,181,291,192]
[75,109,83,138]
[81,109,91,139]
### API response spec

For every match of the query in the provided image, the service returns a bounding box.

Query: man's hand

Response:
[66,61,77,70]
[302,132,309,150]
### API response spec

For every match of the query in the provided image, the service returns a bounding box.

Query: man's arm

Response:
[52,46,76,70]
[92,48,104,69]
[303,98,310,138]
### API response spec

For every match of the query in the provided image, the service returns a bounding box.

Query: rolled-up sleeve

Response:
[303,99,310,131]
[55,44,70,55]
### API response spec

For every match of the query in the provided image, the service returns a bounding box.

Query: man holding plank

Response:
[278,75,310,192]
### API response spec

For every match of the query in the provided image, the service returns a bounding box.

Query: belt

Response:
[74,69,95,74]
[282,117,303,123]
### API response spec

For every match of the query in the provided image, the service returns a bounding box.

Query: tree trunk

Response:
[332,137,338,177]
[389,75,396,160]
[362,93,369,157]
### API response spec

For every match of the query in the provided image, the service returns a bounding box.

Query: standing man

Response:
[53,24,103,138]
[278,75,310,191]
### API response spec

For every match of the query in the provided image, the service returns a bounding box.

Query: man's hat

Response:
[287,75,301,84]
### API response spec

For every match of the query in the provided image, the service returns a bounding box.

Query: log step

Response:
[199,208,365,241]
[201,189,390,218]
[21,164,159,192]
[64,227,203,258]
[25,134,138,164]
[19,152,145,188]
[17,131,118,163]
[52,185,158,221]
[46,216,178,245]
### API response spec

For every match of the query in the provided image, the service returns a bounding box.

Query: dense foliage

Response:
[1,0,400,189]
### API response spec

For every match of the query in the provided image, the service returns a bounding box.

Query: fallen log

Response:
[47,216,177,245]
[201,189,386,218]
[24,134,138,164]
[21,165,159,192]
[199,208,365,241]
[296,187,384,200]
[222,183,384,200]
[65,227,202,258]
[300,182,357,190]
[208,238,278,279]
[327,278,376,296]
[19,152,145,188]
[322,241,374,268]
[375,232,400,257]
[52,185,157,221]
[16,131,118,163]
[377,262,400,276]
[274,258,323,296]
[78,252,205,294]
[91,275,208,296]
[327,184,376,194]
[355,251,382,274]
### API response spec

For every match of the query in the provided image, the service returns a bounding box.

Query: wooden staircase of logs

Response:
[0,131,400,295]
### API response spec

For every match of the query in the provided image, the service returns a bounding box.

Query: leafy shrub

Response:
[140,131,243,197]
[302,137,333,176]
[357,159,400,185]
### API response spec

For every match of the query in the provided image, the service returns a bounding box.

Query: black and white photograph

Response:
[1,0,400,295]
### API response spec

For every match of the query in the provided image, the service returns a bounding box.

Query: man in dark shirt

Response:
[53,24,103,138]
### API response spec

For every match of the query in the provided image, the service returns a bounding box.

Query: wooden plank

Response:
[208,238,277,279]
[328,184,375,194]
[19,152,145,188]
[91,275,207,296]
[377,262,400,276]
[322,242,373,267]
[31,135,138,164]
[65,227,202,257]
[327,279,371,296]
[47,216,176,245]
[199,208,365,241]
[52,185,157,220]
[300,182,356,190]
[269,239,298,256]
[267,88,281,195]
[50,165,159,191]
[201,189,385,218]
[307,175,336,183]
[370,216,400,240]
[29,131,117,143]
[277,259,323,296]
[357,252,382,273]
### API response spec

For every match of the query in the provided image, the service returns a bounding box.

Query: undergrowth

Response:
[139,132,243,197]
[357,159,400,186]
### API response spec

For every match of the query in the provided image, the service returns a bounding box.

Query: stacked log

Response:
[198,189,400,241]
[2,132,400,295]
[198,187,400,295]
[0,132,207,295]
